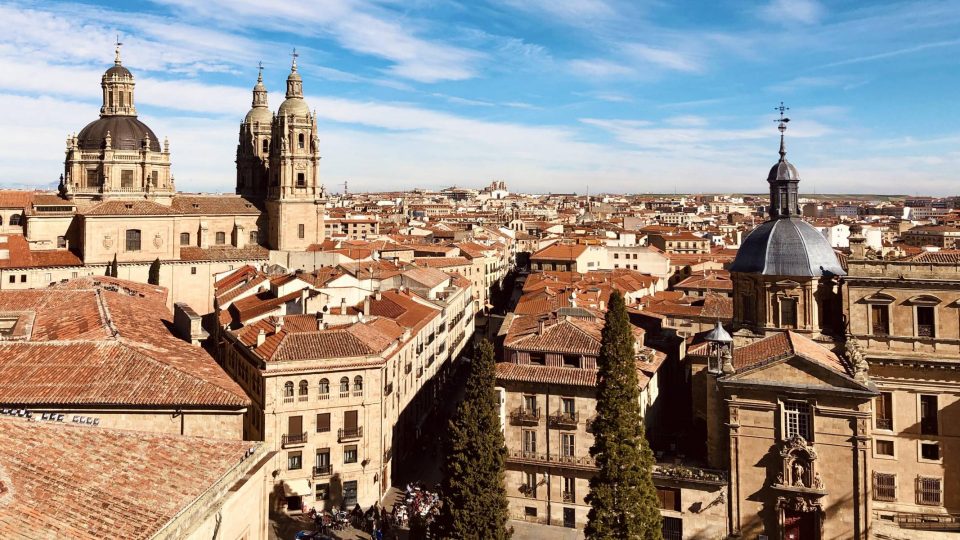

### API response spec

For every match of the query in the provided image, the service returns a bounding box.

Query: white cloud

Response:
[624,44,702,73]
[567,59,634,77]
[760,0,824,25]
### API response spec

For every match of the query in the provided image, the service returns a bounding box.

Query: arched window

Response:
[180,232,190,246]
[125,229,141,251]
[298,133,305,149]
[298,380,309,400]
[318,378,329,400]
[339,376,350,397]
[215,231,226,245]
[283,381,294,401]
[9,214,22,226]
[262,138,269,154]
[353,375,363,396]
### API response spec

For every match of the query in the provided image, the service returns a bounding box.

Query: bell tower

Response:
[265,50,326,251]
[236,63,271,199]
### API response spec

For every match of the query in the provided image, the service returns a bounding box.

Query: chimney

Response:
[600,300,605,311]
[256,328,266,347]
[375,288,382,301]
[538,319,546,334]
[363,295,371,316]
[274,317,283,334]
[340,297,347,313]
[316,311,323,330]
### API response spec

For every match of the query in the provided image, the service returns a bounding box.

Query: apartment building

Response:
[218,270,474,512]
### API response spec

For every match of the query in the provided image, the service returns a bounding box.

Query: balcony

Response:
[283,395,294,403]
[509,407,540,426]
[876,417,893,430]
[562,491,575,503]
[313,464,333,477]
[338,427,363,441]
[548,411,579,429]
[281,432,308,447]
[505,449,597,471]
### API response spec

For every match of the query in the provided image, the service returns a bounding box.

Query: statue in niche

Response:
[793,461,806,487]
[813,471,825,490]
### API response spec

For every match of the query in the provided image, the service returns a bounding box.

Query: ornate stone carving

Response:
[103,235,113,250]
[777,495,823,513]
[845,338,869,382]
[775,435,822,491]
[152,233,163,248]
[812,471,825,490]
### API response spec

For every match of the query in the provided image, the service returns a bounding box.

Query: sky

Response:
[0,0,958,195]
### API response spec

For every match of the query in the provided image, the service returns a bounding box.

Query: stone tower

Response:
[236,65,272,200]
[62,42,173,202]
[265,52,325,251]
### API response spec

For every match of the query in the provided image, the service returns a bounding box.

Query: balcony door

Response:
[288,415,302,436]
[344,410,358,435]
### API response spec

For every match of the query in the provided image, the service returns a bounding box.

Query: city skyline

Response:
[1,0,958,195]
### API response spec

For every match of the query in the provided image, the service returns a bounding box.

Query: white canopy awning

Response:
[281,478,312,497]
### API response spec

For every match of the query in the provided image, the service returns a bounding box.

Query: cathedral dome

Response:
[77,116,161,152]
[104,64,132,78]
[244,67,272,124]
[278,96,310,117]
[730,217,844,277]
[245,106,273,124]
[767,159,799,183]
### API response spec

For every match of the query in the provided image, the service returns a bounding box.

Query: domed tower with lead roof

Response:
[236,63,272,200]
[62,40,173,202]
[265,50,326,251]
[729,104,845,338]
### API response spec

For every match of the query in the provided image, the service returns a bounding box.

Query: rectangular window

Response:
[524,472,538,498]
[180,232,190,246]
[151,170,159,187]
[524,506,537,517]
[920,395,938,435]
[86,168,99,188]
[121,169,134,188]
[876,439,894,456]
[125,229,141,251]
[57,236,66,248]
[296,173,305,187]
[288,415,302,438]
[561,397,575,416]
[316,482,329,501]
[561,433,575,458]
[563,477,575,502]
[873,472,896,501]
[298,224,305,239]
[20,275,26,283]
[871,304,889,336]
[287,451,302,470]
[783,401,812,441]
[215,231,226,245]
[522,429,537,455]
[917,477,942,506]
[190,267,197,275]
[562,354,580,368]
[917,306,935,337]
[780,297,798,329]
[920,442,940,461]
[662,516,683,540]
[344,445,358,464]
[343,480,358,507]
[316,413,330,432]
[875,392,893,430]
[7,275,14,284]
[657,487,681,511]
[523,395,537,414]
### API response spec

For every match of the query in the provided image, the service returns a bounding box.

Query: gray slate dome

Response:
[77,116,161,152]
[730,217,845,276]
[767,159,799,182]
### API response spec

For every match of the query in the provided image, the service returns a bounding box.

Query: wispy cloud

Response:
[760,0,825,25]
[819,38,960,69]
[624,43,702,73]
[567,59,634,77]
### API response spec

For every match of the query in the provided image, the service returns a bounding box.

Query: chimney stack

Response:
[363,295,371,316]
[274,317,283,334]
[340,297,347,313]
[375,288,382,301]
[256,328,266,347]
[538,319,546,334]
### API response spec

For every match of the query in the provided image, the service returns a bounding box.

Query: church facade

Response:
[0,47,326,312]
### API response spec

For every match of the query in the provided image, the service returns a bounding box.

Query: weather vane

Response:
[291,48,299,70]
[774,101,791,133]
[114,34,123,64]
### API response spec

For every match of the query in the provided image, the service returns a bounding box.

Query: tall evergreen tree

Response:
[439,339,511,540]
[586,291,662,540]
[147,257,161,285]
[109,254,118,278]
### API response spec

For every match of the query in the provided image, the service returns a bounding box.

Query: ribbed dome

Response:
[104,64,132,78]
[278,97,310,117]
[77,116,161,152]
[245,106,272,124]
[767,159,800,182]
[730,217,844,277]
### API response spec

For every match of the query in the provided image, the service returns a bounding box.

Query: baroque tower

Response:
[236,64,271,200]
[264,51,326,250]
[62,41,173,202]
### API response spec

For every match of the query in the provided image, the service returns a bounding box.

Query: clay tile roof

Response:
[0,417,258,539]
[731,331,849,375]
[179,245,269,262]
[171,195,261,215]
[402,267,450,288]
[531,243,587,261]
[0,278,249,408]
[496,362,598,387]
[0,190,34,208]
[0,234,82,269]
[901,250,960,263]
[82,199,179,216]
[413,256,471,268]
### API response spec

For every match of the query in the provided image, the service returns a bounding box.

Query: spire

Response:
[285,48,303,99]
[766,102,800,220]
[114,35,123,65]
[251,61,268,108]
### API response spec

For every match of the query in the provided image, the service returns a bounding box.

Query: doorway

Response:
[563,508,575,528]
[783,510,817,540]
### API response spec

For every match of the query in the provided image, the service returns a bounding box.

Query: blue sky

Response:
[0,0,958,194]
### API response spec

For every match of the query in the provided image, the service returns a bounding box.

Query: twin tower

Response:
[237,54,325,250]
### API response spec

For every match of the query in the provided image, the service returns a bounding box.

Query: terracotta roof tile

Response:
[171,195,262,215]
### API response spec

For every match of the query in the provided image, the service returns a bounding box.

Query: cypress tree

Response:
[109,254,119,278]
[439,339,511,540]
[148,257,161,285]
[586,291,662,540]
